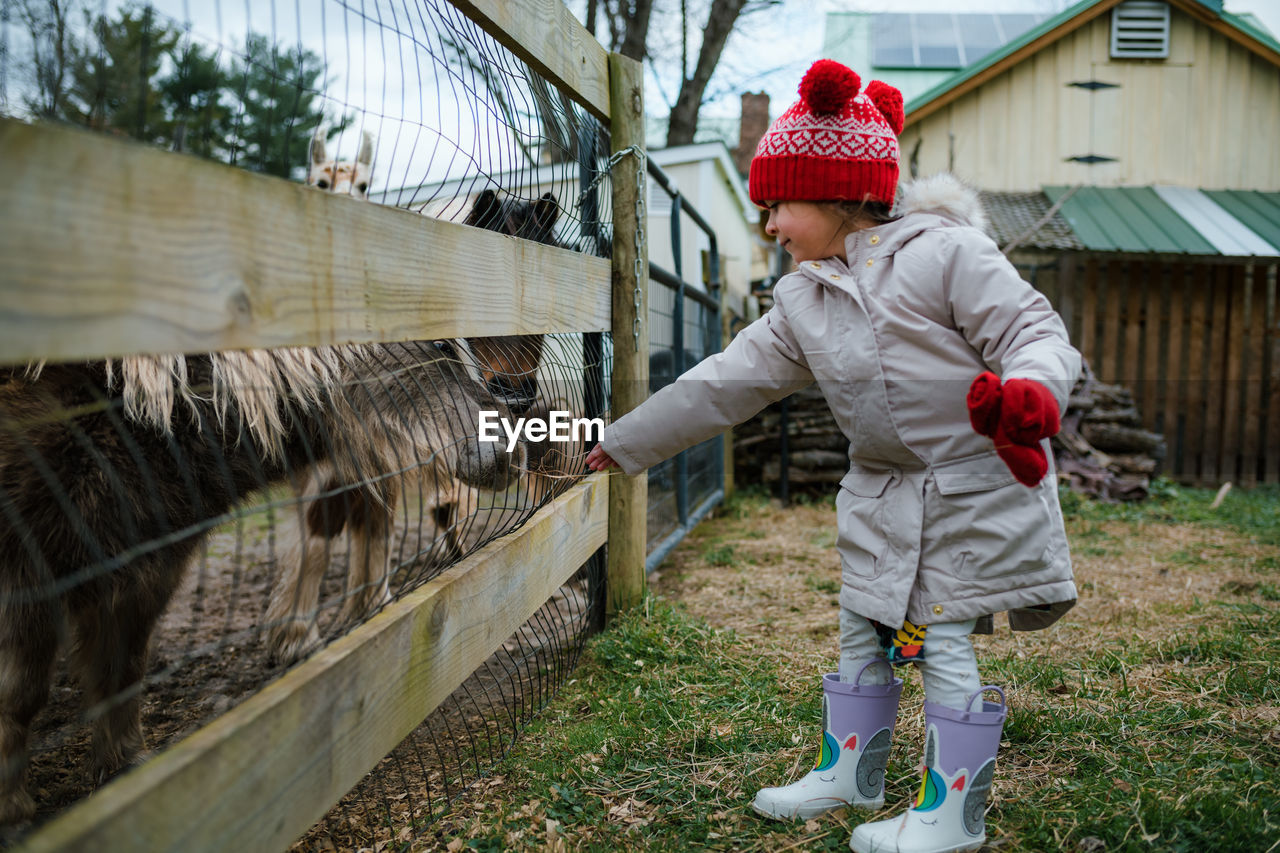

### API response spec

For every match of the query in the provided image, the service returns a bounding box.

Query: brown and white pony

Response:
[263,183,564,666]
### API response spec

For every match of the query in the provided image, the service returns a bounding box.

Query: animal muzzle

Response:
[455,435,525,491]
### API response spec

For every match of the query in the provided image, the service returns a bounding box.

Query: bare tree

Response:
[617,0,656,61]
[581,0,780,147]
[17,0,82,118]
[666,0,770,145]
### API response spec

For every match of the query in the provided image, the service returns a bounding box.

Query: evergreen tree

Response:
[18,3,347,178]
[227,33,346,179]
[60,4,178,142]
[160,40,233,159]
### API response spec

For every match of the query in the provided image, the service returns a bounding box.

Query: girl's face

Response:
[763,201,856,264]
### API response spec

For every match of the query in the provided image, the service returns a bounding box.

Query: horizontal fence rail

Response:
[450,0,611,121]
[0,120,611,362]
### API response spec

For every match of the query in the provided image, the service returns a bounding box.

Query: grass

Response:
[417,481,1280,852]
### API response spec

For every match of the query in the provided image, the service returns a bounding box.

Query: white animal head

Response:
[307,127,374,198]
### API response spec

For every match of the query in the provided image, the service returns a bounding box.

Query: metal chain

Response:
[583,144,647,352]
[630,149,645,352]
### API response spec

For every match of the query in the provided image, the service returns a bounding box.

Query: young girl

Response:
[586,59,1080,853]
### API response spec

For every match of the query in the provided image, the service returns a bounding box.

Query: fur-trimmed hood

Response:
[896,172,987,233]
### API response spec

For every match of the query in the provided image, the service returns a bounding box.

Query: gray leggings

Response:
[837,607,981,710]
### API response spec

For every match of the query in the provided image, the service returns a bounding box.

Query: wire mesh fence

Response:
[0,0,615,846]
[0,0,613,249]
[642,158,727,573]
[645,285,723,556]
[294,552,605,851]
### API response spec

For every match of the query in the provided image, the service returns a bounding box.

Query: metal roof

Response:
[1043,185,1280,257]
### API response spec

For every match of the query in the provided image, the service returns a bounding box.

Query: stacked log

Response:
[733,362,1166,502]
[732,384,847,487]
[1052,362,1166,502]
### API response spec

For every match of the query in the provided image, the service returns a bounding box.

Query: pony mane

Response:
[109,347,369,461]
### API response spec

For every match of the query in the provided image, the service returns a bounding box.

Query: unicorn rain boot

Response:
[849,687,1007,853]
[753,663,902,821]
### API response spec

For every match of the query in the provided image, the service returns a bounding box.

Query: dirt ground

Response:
[653,492,1276,669]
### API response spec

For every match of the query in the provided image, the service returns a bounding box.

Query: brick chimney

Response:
[733,92,770,177]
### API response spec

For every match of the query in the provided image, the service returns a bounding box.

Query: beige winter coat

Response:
[602,174,1083,632]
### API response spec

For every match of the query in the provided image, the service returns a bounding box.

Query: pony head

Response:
[307,126,375,198]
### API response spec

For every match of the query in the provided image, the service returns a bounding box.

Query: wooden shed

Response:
[897,0,1280,487]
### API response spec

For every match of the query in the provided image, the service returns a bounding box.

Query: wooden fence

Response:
[1039,254,1279,487]
[0,0,649,848]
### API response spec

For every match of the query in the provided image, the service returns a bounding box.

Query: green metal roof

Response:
[905,0,1280,118]
[1044,185,1280,256]
[1221,10,1280,55]
[1202,190,1280,251]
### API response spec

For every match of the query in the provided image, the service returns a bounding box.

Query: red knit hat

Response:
[749,60,904,207]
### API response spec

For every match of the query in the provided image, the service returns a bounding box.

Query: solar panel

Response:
[872,14,917,68]
[915,15,961,67]
[918,45,962,67]
[870,12,1049,71]
[957,15,1002,63]
[915,14,956,47]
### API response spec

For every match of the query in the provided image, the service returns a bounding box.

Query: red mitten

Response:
[966,371,1003,437]
[991,420,1049,486]
[1000,378,1061,445]
[966,373,1061,487]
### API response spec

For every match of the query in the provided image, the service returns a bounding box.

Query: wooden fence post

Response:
[606,51,649,618]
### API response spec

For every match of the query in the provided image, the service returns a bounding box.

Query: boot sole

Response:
[751,796,884,822]
[849,832,985,853]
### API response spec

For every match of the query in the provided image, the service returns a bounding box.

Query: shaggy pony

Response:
[0,341,523,826]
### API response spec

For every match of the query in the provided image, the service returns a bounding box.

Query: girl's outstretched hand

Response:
[585,443,621,471]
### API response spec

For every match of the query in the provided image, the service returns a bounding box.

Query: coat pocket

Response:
[931,452,1055,581]
[836,466,894,580]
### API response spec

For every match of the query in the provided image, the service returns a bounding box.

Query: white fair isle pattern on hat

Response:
[755,98,900,162]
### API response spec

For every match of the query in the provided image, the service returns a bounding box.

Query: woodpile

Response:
[733,362,1166,501]
[732,384,848,487]
[1053,361,1166,501]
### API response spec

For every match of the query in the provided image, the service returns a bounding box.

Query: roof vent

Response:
[1110,1,1171,59]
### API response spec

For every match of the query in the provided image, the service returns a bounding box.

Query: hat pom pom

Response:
[799,59,860,115]
[864,79,905,135]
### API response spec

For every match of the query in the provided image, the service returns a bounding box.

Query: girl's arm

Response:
[943,230,1082,408]
[599,297,814,475]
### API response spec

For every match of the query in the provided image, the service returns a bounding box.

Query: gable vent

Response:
[1110,1,1171,59]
